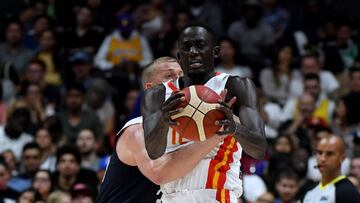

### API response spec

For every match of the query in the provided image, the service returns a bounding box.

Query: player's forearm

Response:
[233,123,266,160]
[154,136,224,185]
[143,111,169,159]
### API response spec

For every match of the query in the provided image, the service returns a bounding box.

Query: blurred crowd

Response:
[0,0,360,202]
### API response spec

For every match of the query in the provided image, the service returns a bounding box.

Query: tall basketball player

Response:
[142,24,267,202]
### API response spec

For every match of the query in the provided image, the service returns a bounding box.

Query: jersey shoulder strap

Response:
[116,116,143,137]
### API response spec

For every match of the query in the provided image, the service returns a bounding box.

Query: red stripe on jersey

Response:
[167,81,178,91]
[225,189,230,203]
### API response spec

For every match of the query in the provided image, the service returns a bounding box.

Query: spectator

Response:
[57,84,103,143]
[1,150,18,176]
[0,62,19,104]
[255,192,275,203]
[84,79,115,136]
[0,108,33,160]
[94,12,153,69]
[76,129,99,171]
[42,116,66,147]
[67,51,95,89]
[260,45,296,104]
[63,6,104,56]
[261,0,290,41]
[24,59,61,108]
[283,74,335,125]
[350,156,360,180]
[274,170,300,203]
[289,54,339,99]
[17,188,41,203]
[228,0,275,70]
[70,183,95,203]
[47,191,71,203]
[52,145,98,192]
[186,0,223,38]
[35,128,57,172]
[32,170,53,201]
[303,135,360,202]
[20,143,42,181]
[23,15,51,50]
[341,68,360,127]
[0,157,19,202]
[0,21,33,76]
[36,30,64,87]
[322,22,358,74]
[215,37,252,78]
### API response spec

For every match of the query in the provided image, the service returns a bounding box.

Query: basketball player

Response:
[142,24,267,202]
[97,57,232,203]
[303,135,360,202]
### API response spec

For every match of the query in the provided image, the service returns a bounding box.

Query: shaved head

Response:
[318,135,345,155]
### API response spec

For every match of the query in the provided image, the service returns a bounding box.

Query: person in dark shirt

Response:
[303,135,360,203]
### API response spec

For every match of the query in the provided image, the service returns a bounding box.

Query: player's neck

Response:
[181,71,216,87]
[321,169,341,186]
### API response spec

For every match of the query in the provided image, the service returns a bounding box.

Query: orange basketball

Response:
[170,85,225,141]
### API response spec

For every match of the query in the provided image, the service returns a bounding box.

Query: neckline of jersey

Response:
[319,175,346,190]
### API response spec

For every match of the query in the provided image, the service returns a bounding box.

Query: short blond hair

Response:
[141,56,177,85]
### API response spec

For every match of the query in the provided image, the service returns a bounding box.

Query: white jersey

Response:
[161,73,243,203]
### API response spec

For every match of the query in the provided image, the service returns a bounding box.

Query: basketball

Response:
[170,85,225,141]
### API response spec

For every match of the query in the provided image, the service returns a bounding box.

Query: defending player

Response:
[97,57,232,203]
[142,24,267,202]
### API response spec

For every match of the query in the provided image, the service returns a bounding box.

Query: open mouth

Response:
[189,60,203,69]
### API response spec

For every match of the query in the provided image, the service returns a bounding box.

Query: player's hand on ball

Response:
[161,91,184,126]
[215,89,237,136]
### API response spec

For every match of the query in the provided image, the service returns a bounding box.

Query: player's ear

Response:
[144,82,153,89]
[213,46,220,58]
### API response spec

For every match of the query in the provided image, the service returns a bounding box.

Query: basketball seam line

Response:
[181,104,198,135]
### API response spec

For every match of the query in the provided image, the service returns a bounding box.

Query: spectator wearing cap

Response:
[0,20,34,76]
[68,51,94,89]
[94,12,153,69]
[282,74,335,125]
[57,84,103,143]
[71,183,95,203]
[52,145,98,193]
[63,6,104,56]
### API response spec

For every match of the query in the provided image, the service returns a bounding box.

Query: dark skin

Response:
[142,26,266,160]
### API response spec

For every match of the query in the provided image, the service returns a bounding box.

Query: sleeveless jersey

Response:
[161,73,243,202]
[97,117,160,203]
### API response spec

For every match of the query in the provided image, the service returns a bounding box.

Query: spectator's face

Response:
[275,178,299,202]
[33,171,52,197]
[304,79,321,99]
[40,31,55,50]
[301,57,320,74]
[6,23,22,45]
[316,138,345,175]
[2,151,16,171]
[77,130,96,155]
[34,17,49,34]
[72,63,91,80]
[66,89,83,112]
[337,26,352,44]
[26,84,42,103]
[72,195,94,203]
[176,13,190,31]
[36,129,52,150]
[57,154,80,177]
[177,26,218,77]
[350,71,360,93]
[77,7,92,27]
[335,100,347,120]
[277,46,292,65]
[219,40,235,62]
[275,137,291,154]
[26,63,45,83]
[124,90,139,112]
[350,158,360,179]
[299,93,315,118]
[0,164,10,190]
[18,191,35,203]
[22,148,41,173]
